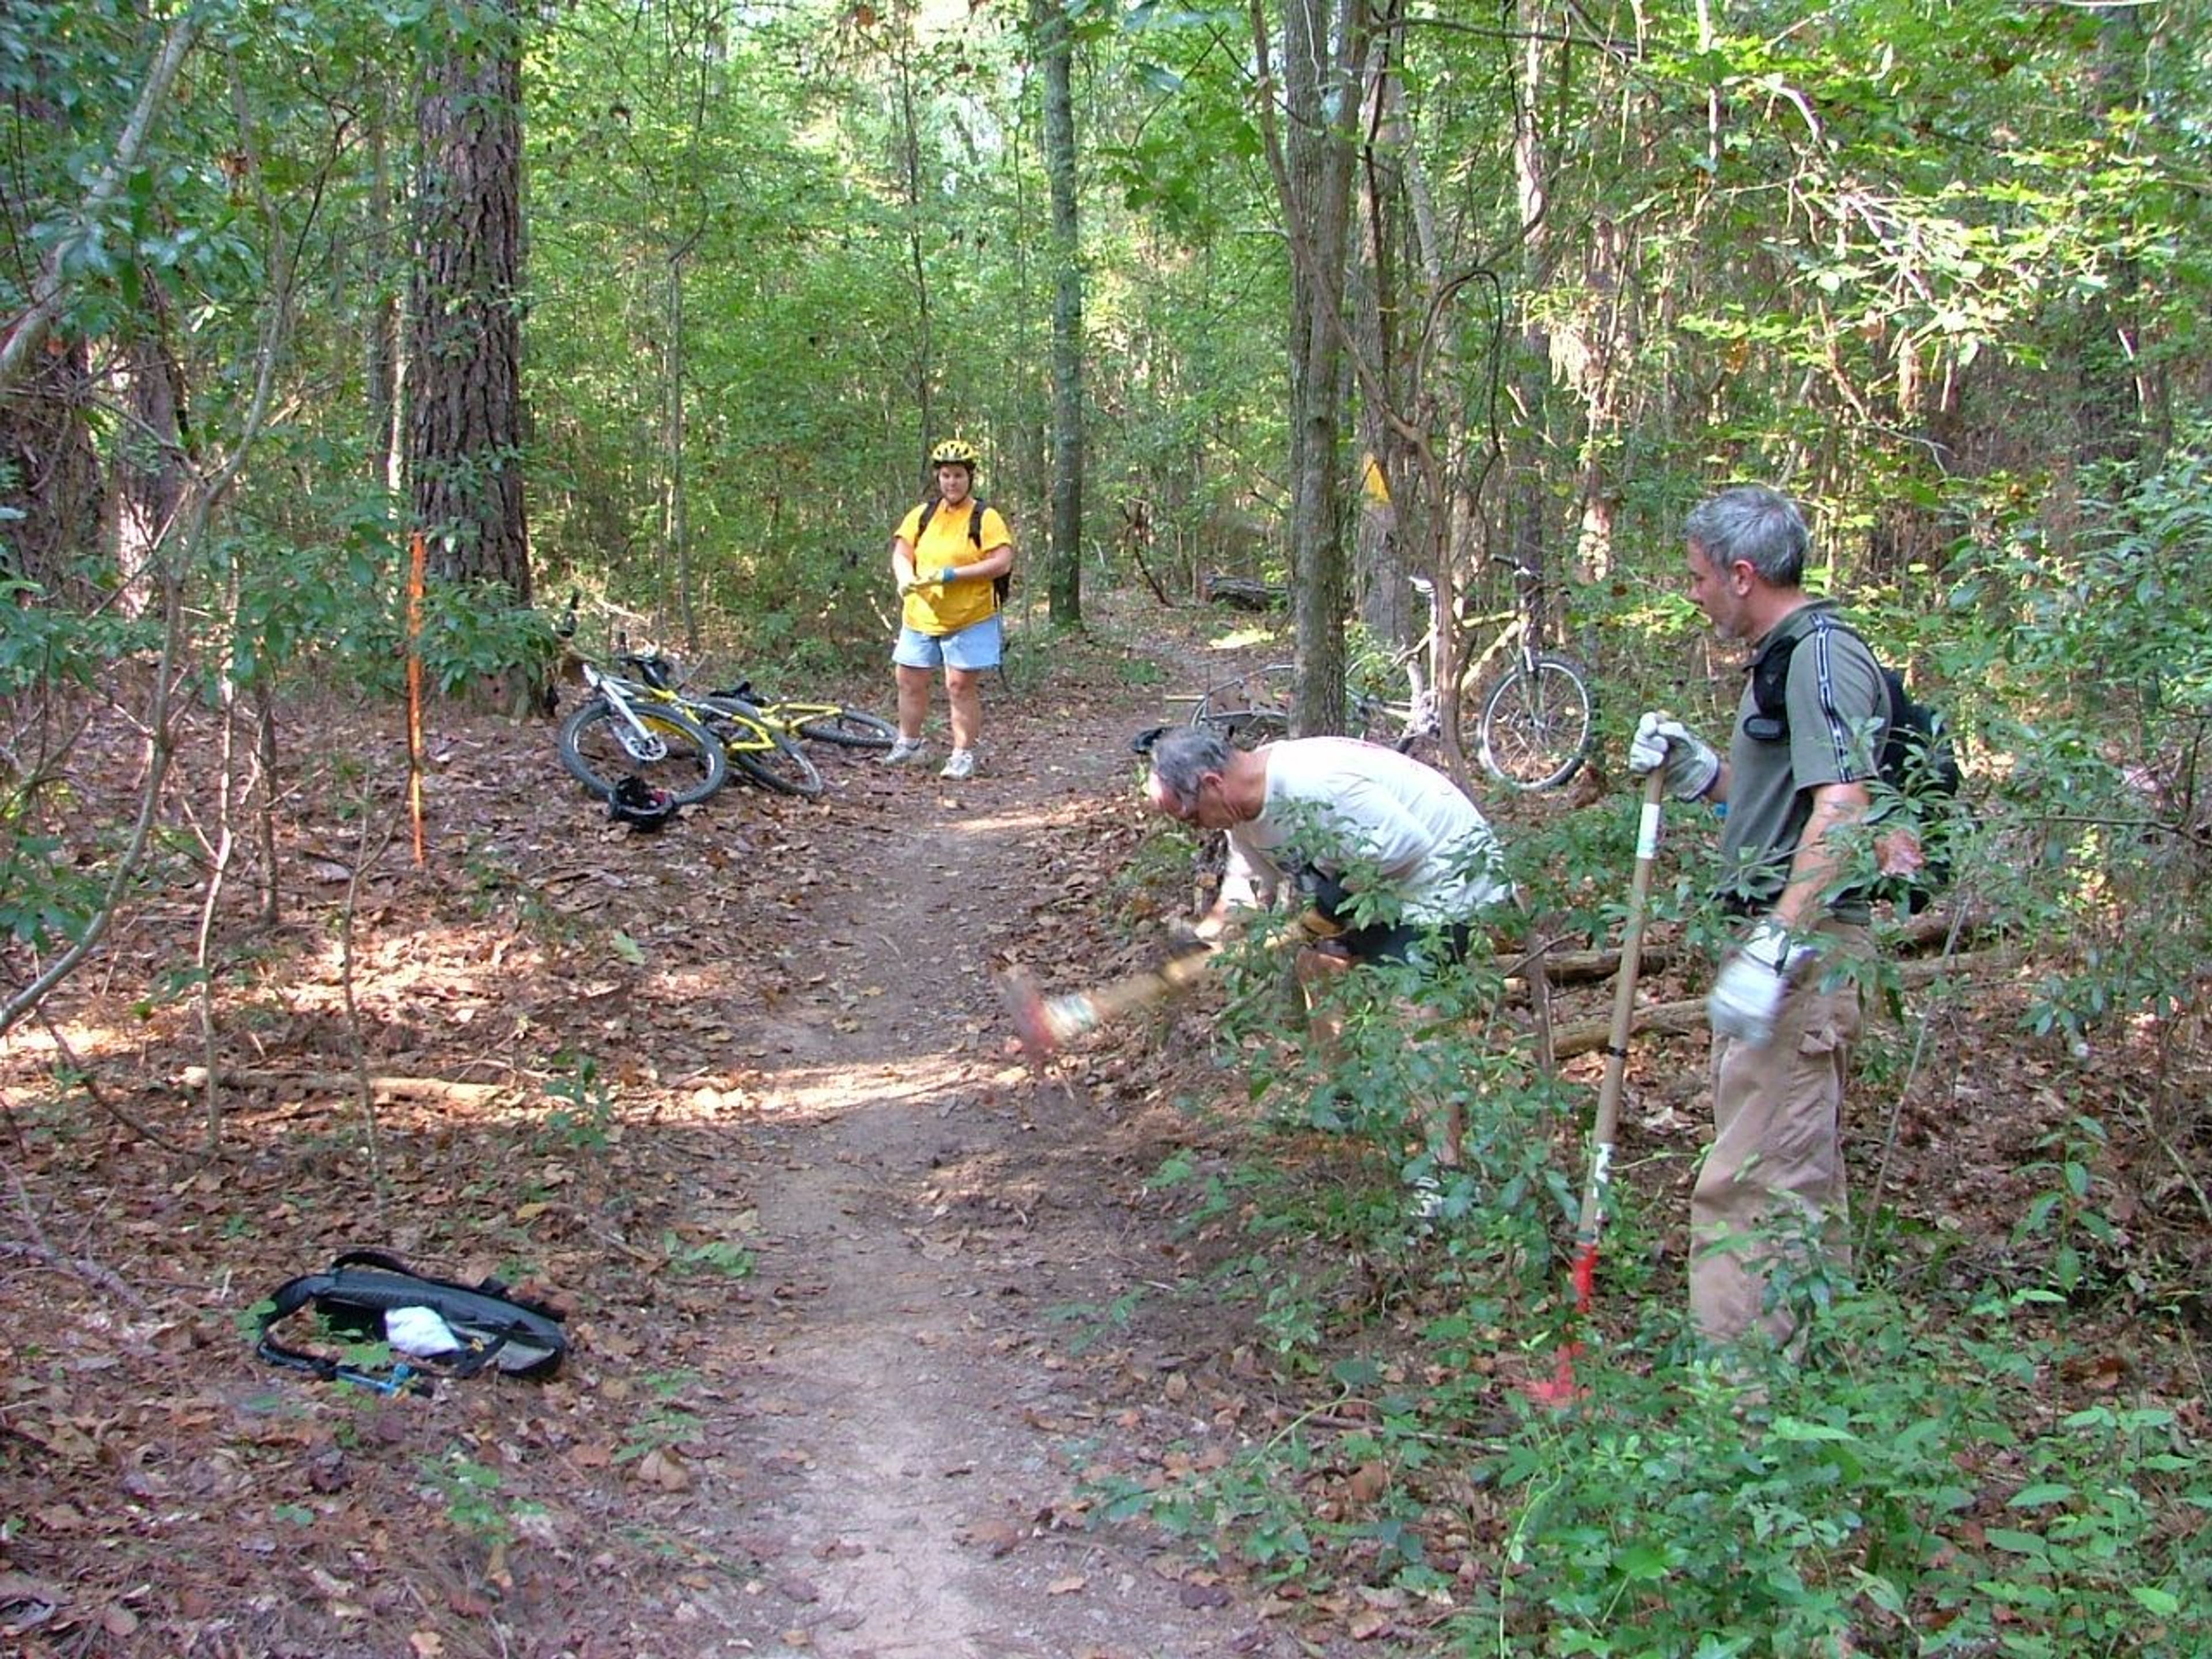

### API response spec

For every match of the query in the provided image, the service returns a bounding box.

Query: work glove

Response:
[1290,865,1351,941]
[1706,915,1816,1048]
[1628,711,1721,802]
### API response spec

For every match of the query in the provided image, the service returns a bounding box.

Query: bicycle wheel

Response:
[1191,664,1294,750]
[1475,656,1594,791]
[792,707,898,749]
[700,699,826,799]
[558,698,729,807]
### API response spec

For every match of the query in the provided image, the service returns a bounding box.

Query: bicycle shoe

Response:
[939,749,978,781]
[881,737,928,766]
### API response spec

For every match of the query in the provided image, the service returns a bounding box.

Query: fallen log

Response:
[1546,945,2021,1062]
[177,1066,514,1107]
[1504,903,1992,987]
[1201,573,1283,611]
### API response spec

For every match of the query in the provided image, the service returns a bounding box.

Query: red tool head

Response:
[997,968,1054,1075]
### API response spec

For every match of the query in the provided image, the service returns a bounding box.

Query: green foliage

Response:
[421,1450,537,1551]
[538,1052,616,1153]
[1938,435,2212,1042]
[0,820,103,950]
[1471,1295,2212,1659]
[659,1231,756,1279]
[416,578,561,695]
[2012,1113,2120,1296]
[0,573,162,695]
[616,1371,703,1462]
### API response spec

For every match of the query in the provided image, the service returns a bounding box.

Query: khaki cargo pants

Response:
[1690,922,1870,1348]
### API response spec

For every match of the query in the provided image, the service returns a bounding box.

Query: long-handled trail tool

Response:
[1528,768,1668,1407]
[997,945,1219,1075]
[997,910,1342,1075]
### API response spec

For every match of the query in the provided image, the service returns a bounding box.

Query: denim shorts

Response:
[894,613,1003,672]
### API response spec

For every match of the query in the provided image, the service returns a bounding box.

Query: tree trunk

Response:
[408,0,531,603]
[663,255,698,652]
[2075,4,2147,469]
[113,288,188,617]
[1253,0,1363,737]
[1506,0,1556,609]
[365,78,402,491]
[895,35,934,454]
[0,338,104,596]
[1036,0,1083,628]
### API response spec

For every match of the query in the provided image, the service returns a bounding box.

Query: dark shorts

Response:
[1327,918,1474,968]
[1304,869,1473,968]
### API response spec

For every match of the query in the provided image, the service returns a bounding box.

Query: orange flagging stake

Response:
[406,532,427,865]
[1525,767,1668,1409]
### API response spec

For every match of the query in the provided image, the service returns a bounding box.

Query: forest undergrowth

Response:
[0,593,2207,1658]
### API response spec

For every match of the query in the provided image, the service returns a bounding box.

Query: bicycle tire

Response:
[1475,656,1594,791]
[1191,664,1294,751]
[700,699,827,798]
[1198,708,1289,749]
[558,698,729,807]
[793,708,899,749]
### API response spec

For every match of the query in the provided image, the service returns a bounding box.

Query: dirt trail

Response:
[671,655,1322,1658]
[0,603,1352,1659]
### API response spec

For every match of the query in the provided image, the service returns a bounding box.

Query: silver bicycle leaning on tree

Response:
[1176,560,1594,792]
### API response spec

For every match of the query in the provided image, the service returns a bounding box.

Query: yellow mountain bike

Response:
[708,678,899,753]
[558,645,824,801]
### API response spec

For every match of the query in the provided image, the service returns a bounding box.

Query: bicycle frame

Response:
[579,664,698,761]
[614,653,783,756]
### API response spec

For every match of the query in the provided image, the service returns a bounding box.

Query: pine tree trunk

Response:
[0,338,104,597]
[408,0,531,604]
[114,288,187,617]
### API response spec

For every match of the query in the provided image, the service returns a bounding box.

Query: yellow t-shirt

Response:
[896,498,1012,635]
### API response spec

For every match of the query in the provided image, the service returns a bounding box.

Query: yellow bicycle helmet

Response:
[929,437,980,471]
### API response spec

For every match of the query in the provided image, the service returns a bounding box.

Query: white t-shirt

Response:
[1219,737,1509,925]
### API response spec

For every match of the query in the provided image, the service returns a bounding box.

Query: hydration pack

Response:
[1747,612,1965,909]
[256,1249,570,1394]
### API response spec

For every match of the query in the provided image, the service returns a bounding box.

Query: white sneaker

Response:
[882,737,927,766]
[939,749,978,781]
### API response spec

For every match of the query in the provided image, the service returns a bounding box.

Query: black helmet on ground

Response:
[608,775,677,832]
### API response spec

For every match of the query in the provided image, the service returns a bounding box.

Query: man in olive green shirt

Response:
[1629,484,1888,1350]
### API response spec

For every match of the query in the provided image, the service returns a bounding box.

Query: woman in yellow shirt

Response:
[885,438,1015,781]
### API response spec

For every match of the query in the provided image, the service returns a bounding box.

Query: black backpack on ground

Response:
[1747,612,1965,910]
[256,1249,569,1394]
[914,496,1010,608]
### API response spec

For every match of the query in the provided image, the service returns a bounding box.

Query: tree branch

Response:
[0,16,201,397]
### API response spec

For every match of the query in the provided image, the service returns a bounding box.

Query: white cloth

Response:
[1219,737,1509,925]
[385,1305,464,1357]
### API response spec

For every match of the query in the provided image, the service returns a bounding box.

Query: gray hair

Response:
[1148,725,1232,806]
[1685,484,1809,588]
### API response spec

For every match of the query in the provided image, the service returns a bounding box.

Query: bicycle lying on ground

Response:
[559,645,827,802]
[1172,560,1594,792]
[558,658,729,808]
[1175,664,1294,750]
[710,679,899,752]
